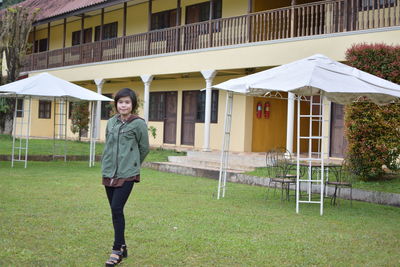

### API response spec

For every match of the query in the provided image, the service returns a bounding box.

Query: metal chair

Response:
[266,148,299,201]
[325,159,353,206]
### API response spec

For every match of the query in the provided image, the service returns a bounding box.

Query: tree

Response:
[345,43,400,180]
[0,6,38,134]
[1,1,26,9]
[70,101,90,141]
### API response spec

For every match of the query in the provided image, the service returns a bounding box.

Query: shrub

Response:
[70,101,90,141]
[345,43,400,180]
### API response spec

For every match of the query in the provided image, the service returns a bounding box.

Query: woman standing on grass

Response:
[101,88,149,267]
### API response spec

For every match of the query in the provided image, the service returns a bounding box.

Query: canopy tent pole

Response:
[217,91,234,199]
[89,101,96,167]
[296,95,301,213]
[295,95,327,215]
[53,97,68,161]
[11,96,31,168]
[25,97,32,168]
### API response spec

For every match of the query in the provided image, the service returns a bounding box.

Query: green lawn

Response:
[0,161,399,266]
[0,134,105,156]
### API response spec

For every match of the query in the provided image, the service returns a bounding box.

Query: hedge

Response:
[345,43,400,180]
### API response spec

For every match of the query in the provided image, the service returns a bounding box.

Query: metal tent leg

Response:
[11,96,31,168]
[89,101,96,167]
[217,91,233,199]
[296,95,328,215]
[53,97,68,162]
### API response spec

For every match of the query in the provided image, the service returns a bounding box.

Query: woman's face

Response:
[117,96,132,116]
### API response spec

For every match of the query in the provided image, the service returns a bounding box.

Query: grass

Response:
[0,134,185,162]
[247,166,400,194]
[0,161,400,266]
[0,134,105,156]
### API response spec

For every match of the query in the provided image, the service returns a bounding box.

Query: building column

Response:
[286,92,295,155]
[140,75,154,123]
[201,70,217,152]
[248,0,253,13]
[94,78,105,139]
[290,0,296,37]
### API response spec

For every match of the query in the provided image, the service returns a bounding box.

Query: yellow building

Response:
[10,0,400,157]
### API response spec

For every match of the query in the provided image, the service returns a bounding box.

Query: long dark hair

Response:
[114,88,138,114]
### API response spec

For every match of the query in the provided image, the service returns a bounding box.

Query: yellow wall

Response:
[126,3,148,34]
[50,24,64,50]
[29,99,54,137]
[222,0,247,17]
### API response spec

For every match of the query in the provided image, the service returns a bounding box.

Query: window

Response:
[196,90,218,123]
[16,99,24,118]
[101,94,113,120]
[151,9,178,30]
[149,90,218,123]
[38,100,51,119]
[95,22,118,41]
[72,28,93,46]
[149,92,166,121]
[34,38,48,53]
[360,0,396,10]
[186,0,222,24]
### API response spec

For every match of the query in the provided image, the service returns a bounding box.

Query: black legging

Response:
[105,181,135,250]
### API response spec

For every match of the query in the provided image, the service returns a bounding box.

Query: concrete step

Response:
[183,151,267,168]
[168,156,256,172]
[155,161,249,174]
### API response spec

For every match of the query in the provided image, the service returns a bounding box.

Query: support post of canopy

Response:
[296,95,327,215]
[217,91,234,199]
[11,96,31,168]
[89,101,96,167]
[53,97,68,162]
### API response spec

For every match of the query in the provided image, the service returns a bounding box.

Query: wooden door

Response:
[181,91,197,145]
[163,92,177,144]
[330,103,347,158]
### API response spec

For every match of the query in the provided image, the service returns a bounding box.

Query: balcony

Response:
[21,0,399,72]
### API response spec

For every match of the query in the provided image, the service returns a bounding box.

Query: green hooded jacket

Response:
[101,114,149,179]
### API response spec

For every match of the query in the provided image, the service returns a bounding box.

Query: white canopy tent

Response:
[0,72,113,167]
[213,54,400,215]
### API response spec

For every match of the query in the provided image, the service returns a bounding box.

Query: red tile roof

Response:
[8,0,108,22]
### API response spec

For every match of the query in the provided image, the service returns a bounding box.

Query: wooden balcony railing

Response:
[21,0,399,72]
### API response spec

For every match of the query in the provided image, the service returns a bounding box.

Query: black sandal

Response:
[121,245,128,258]
[105,250,123,267]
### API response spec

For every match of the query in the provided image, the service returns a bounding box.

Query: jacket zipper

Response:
[112,121,126,182]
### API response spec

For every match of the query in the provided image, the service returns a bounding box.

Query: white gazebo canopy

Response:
[0,72,111,101]
[0,72,113,167]
[214,54,400,105]
[212,54,400,215]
